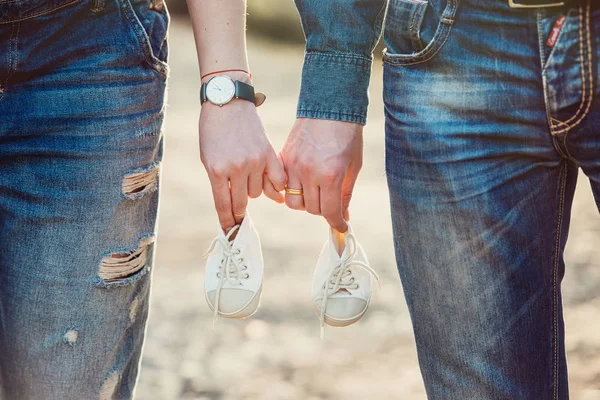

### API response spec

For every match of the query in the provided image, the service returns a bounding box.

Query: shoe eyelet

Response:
[354,284,359,289]
[350,278,355,283]
[216,272,221,278]
[243,273,249,279]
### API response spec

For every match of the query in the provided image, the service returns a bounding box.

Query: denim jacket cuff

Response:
[296,52,372,125]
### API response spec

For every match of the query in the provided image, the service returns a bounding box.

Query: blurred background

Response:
[136,2,600,399]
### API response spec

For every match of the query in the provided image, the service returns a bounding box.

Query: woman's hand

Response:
[199,97,286,230]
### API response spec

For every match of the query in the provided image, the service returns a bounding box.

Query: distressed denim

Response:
[0,0,168,397]
[384,0,599,399]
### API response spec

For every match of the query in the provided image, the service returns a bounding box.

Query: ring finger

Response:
[284,174,305,210]
[303,184,320,215]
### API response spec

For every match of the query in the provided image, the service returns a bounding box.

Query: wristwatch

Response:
[200,75,266,107]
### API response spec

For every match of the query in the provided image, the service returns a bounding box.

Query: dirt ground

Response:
[135,18,600,400]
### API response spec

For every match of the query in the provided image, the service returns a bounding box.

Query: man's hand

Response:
[280,118,363,232]
[199,99,286,231]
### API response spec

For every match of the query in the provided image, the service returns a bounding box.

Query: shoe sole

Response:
[205,285,262,319]
[314,304,368,327]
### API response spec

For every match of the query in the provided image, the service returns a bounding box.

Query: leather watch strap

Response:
[200,83,207,104]
[234,81,255,103]
[235,81,266,106]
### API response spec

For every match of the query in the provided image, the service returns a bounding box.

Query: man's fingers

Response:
[343,208,350,221]
[320,182,347,232]
[248,172,263,199]
[263,177,285,203]
[341,162,360,218]
[284,175,305,210]
[265,152,287,192]
[304,184,321,215]
[229,175,249,225]
[210,177,236,231]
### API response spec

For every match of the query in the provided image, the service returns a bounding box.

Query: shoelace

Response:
[203,225,248,328]
[319,233,380,338]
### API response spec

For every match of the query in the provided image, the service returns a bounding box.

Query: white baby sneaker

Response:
[312,223,379,336]
[204,212,263,326]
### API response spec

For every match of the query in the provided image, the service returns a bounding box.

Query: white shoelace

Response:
[319,233,380,338]
[204,225,248,328]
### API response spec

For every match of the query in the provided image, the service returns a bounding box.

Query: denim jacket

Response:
[294,0,388,125]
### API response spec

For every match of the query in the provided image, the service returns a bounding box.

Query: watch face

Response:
[206,75,236,105]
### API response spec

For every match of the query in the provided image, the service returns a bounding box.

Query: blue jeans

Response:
[0,0,168,397]
[384,0,598,398]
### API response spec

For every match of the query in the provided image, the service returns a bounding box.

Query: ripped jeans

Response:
[0,0,168,397]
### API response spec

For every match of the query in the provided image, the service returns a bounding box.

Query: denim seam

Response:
[537,11,553,127]
[0,22,18,100]
[409,2,427,51]
[538,12,570,160]
[551,7,587,134]
[296,109,366,124]
[552,136,568,159]
[371,0,389,51]
[551,3,593,135]
[0,0,83,24]
[552,162,568,400]
[304,51,373,66]
[120,0,170,78]
[383,0,458,66]
[557,3,589,126]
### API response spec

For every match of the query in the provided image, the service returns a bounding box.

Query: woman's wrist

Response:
[201,69,251,85]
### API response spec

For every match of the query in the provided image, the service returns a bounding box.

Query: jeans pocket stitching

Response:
[0,0,83,24]
[383,0,458,66]
[550,2,593,135]
[408,2,427,51]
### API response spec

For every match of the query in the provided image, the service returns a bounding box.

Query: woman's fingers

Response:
[210,176,236,231]
[229,174,249,225]
[265,152,287,192]
[263,177,285,203]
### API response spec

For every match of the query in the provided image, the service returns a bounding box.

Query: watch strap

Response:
[200,77,265,107]
[234,80,255,104]
[200,82,208,104]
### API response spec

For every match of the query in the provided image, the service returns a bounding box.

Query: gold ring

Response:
[284,187,303,195]
[233,212,246,217]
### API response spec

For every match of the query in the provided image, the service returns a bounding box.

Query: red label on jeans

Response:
[547,15,566,48]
